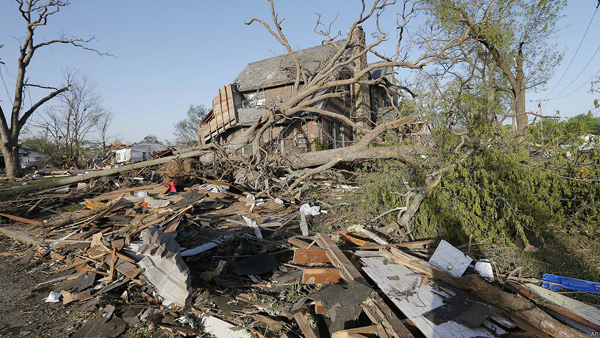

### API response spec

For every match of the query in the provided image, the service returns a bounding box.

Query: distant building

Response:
[19,146,48,169]
[0,145,47,169]
[113,137,168,164]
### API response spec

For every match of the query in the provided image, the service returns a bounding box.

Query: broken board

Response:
[361,257,498,338]
[524,283,600,328]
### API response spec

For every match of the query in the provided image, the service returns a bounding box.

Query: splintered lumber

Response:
[0,149,208,197]
[61,289,91,305]
[158,324,196,337]
[362,297,414,338]
[0,226,39,246]
[293,249,331,265]
[118,210,172,236]
[42,196,126,229]
[339,233,370,246]
[293,312,318,338]
[0,213,41,225]
[379,248,588,338]
[357,240,434,250]
[302,268,343,284]
[288,237,312,249]
[331,326,376,338]
[315,233,366,284]
[508,282,600,332]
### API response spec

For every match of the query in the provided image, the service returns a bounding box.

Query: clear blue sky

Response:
[0,1,599,144]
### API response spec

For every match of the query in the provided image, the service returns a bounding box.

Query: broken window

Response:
[325,120,343,149]
[241,90,266,108]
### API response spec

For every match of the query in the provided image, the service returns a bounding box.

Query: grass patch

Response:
[56,203,86,213]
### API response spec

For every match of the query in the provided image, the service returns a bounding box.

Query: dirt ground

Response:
[0,235,82,337]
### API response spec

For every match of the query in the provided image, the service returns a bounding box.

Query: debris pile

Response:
[0,171,598,338]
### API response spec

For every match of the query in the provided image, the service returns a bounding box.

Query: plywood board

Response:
[524,283,600,327]
[302,268,343,284]
[361,257,497,338]
[211,85,236,131]
[293,249,331,265]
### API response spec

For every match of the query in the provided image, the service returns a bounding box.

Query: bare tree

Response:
[31,73,108,167]
[0,0,108,177]
[95,110,114,150]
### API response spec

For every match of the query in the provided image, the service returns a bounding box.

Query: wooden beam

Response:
[315,233,366,284]
[331,326,376,338]
[507,282,600,332]
[357,240,434,250]
[293,312,318,338]
[362,296,414,338]
[0,213,41,225]
[293,248,331,265]
[288,237,312,249]
[302,268,343,284]
[0,226,39,246]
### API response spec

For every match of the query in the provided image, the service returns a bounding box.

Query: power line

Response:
[550,65,600,101]
[0,66,13,106]
[543,6,598,99]
[547,42,600,100]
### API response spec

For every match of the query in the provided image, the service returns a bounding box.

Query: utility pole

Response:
[538,100,544,145]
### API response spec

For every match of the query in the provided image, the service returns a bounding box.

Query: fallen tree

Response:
[0,149,208,198]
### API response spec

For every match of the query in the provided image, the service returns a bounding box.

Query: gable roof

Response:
[233,42,346,92]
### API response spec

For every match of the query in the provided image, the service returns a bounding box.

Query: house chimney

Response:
[350,26,372,130]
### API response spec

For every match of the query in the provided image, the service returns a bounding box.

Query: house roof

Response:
[233,42,346,92]
[369,64,395,82]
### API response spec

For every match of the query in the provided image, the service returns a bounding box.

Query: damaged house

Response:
[113,136,168,164]
[198,27,403,155]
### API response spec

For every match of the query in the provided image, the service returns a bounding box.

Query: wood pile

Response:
[0,170,597,338]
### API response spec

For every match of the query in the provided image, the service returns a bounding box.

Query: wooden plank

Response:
[488,314,517,329]
[357,240,434,250]
[360,257,496,338]
[526,283,600,327]
[288,237,311,249]
[293,249,331,265]
[362,296,414,338]
[315,233,366,284]
[106,256,141,279]
[0,213,41,225]
[293,312,318,338]
[0,226,39,246]
[302,268,343,284]
[331,326,376,338]
[507,282,600,332]
[340,233,370,246]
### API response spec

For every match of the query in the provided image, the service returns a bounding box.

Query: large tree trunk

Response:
[486,66,496,127]
[0,140,23,178]
[515,49,528,132]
